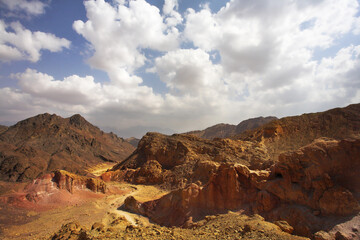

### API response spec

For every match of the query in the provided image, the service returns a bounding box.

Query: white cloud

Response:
[353,17,360,35]
[0,0,47,16]
[163,0,182,26]
[0,20,70,62]
[151,48,225,96]
[13,69,103,106]
[73,0,180,88]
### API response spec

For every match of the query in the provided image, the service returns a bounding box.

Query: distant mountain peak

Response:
[68,114,89,128]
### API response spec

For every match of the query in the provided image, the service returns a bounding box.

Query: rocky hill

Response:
[124,138,360,238]
[186,116,277,139]
[0,113,135,182]
[104,132,271,189]
[235,116,278,134]
[235,103,360,161]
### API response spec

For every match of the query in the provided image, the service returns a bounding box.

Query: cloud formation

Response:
[0,20,70,62]
[0,0,47,16]
[0,0,360,138]
[73,0,180,87]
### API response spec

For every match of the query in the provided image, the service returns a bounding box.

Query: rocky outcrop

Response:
[185,116,277,139]
[236,103,360,161]
[51,222,90,240]
[106,132,271,188]
[124,138,360,238]
[186,123,237,139]
[51,212,308,240]
[0,113,135,182]
[52,170,107,194]
[24,170,107,203]
[235,116,278,135]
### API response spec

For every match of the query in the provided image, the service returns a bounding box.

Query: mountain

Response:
[186,116,277,139]
[235,103,360,161]
[186,123,236,139]
[104,132,271,189]
[0,113,135,182]
[125,137,140,147]
[0,125,7,134]
[235,116,278,134]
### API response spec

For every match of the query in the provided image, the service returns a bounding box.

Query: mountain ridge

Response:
[0,113,135,182]
[186,116,277,139]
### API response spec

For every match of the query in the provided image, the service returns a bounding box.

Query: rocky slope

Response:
[51,212,308,240]
[104,132,271,189]
[186,116,277,139]
[0,125,7,134]
[0,170,109,212]
[0,113,135,182]
[124,138,360,238]
[236,103,360,161]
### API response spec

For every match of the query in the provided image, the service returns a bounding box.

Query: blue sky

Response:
[0,0,360,138]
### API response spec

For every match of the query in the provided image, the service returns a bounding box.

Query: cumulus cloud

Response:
[0,0,47,16]
[163,0,182,26]
[13,69,103,106]
[0,20,70,62]
[73,0,180,88]
[151,48,225,96]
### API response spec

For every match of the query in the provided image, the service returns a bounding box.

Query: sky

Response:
[0,0,360,138]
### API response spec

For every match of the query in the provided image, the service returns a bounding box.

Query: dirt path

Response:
[0,182,167,240]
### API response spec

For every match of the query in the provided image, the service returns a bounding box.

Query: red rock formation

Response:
[24,170,107,203]
[124,138,360,238]
[0,170,111,212]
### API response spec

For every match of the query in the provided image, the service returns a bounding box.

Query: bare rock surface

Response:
[51,212,308,240]
[124,138,360,238]
[105,132,271,189]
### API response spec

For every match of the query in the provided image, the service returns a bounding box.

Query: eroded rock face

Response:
[124,138,360,238]
[106,132,271,189]
[24,170,107,203]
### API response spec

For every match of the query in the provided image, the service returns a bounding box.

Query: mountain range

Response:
[1,103,360,240]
